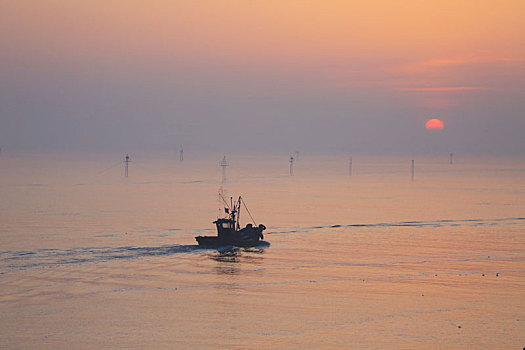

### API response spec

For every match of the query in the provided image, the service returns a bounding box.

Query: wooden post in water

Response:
[180,144,184,162]
[348,156,352,176]
[450,152,453,164]
[411,159,414,181]
[289,156,294,176]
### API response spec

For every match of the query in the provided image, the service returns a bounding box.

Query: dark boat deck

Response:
[195,235,264,248]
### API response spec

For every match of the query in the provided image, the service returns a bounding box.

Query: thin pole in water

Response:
[450,152,453,164]
[289,156,294,176]
[124,154,130,178]
[411,159,415,181]
[349,156,352,176]
[220,156,229,183]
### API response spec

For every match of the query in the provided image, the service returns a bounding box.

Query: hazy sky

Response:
[1,0,524,155]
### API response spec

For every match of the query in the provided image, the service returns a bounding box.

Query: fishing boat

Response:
[195,195,266,247]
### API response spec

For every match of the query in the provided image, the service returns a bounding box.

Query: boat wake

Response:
[0,243,267,271]
[1,217,521,271]
[267,217,525,234]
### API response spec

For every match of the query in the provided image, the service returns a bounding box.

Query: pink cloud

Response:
[391,56,521,73]
[397,86,489,92]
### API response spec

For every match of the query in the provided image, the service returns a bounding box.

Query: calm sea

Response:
[1,153,524,349]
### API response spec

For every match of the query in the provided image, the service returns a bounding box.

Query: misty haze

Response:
[1,1,524,155]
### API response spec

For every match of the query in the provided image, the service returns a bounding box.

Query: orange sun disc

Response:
[425,118,444,130]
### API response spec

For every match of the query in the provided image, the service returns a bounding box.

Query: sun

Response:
[425,118,444,130]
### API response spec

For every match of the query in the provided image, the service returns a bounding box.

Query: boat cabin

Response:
[213,218,237,237]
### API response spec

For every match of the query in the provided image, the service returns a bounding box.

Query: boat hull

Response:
[195,235,262,247]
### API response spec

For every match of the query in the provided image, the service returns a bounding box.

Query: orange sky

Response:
[0,0,524,153]
[4,1,523,95]
[4,2,523,63]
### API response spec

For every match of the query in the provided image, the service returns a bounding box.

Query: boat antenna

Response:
[240,196,257,226]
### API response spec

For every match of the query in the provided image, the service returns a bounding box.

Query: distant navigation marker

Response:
[450,152,453,164]
[220,156,229,183]
[289,156,294,176]
[124,154,131,178]
[180,144,184,162]
[411,159,415,182]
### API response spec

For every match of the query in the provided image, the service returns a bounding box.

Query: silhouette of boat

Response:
[195,195,266,247]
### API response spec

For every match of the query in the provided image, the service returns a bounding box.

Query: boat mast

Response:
[236,196,242,230]
[229,196,236,228]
